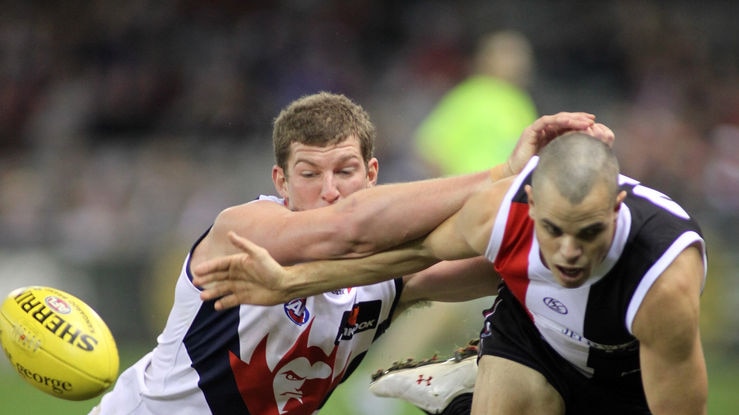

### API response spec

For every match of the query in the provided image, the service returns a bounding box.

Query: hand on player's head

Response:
[506,112,615,175]
[582,122,615,147]
[507,112,595,175]
[192,231,291,309]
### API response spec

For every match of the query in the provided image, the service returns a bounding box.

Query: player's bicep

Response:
[207,201,344,265]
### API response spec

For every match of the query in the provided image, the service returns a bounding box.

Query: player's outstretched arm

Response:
[203,112,604,267]
[193,231,439,309]
[193,177,506,309]
[633,245,707,415]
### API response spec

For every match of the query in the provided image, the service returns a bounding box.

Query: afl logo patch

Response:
[543,297,568,314]
[44,295,72,314]
[284,298,311,325]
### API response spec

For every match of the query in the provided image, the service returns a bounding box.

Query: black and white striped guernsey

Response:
[484,157,706,379]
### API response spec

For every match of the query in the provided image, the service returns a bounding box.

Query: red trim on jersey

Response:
[493,202,535,320]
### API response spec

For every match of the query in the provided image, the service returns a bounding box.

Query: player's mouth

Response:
[555,266,586,285]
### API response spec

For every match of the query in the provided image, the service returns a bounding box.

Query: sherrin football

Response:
[0,286,119,400]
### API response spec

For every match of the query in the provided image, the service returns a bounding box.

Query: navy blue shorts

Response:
[478,285,651,415]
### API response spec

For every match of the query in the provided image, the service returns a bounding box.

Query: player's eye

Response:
[542,222,562,237]
[578,225,605,241]
[336,165,359,176]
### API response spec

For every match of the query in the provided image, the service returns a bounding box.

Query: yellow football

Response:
[0,286,119,401]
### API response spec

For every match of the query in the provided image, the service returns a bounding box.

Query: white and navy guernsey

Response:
[484,157,706,379]
[95,195,403,415]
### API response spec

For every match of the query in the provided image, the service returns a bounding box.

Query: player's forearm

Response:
[646,363,707,415]
[648,388,707,415]
[330,168,506,258]
[641,338,708,415]
[282,240,439,299]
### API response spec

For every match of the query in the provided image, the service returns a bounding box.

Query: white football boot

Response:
[369,340,478,415]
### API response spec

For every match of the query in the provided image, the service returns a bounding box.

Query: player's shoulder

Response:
[631,245,704,343]
[465,178,512,219]
[194,197,288,264]
[620,178,701,235]
[214,196,286,227]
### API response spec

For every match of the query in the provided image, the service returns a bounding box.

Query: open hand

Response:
[507,112,615,175]
[192,231,292,309]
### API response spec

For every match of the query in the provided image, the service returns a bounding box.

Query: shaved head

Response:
[531,133,620,204]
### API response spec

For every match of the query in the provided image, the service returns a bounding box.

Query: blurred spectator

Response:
[413,30,538,176]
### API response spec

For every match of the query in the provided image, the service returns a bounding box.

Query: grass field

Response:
[1,343,737,414]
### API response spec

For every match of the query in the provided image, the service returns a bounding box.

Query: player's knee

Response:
[473,356,564,415]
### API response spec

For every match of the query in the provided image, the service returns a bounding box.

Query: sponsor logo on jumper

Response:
[543,297,568,314]
[560,327,639,352]
[335,300,381,344]
[284,298,310,326]
[416,375,433,386]
[329,288,353,295]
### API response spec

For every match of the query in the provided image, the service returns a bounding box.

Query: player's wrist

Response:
[281,265,323,302]
[490,161,514,182]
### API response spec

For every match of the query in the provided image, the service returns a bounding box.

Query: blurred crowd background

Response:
[1,1,738,411]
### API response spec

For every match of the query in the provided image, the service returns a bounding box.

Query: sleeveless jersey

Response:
[95,195,403,415]
[484,157,706,379]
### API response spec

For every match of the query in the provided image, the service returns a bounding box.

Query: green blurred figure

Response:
[415,30,538,176]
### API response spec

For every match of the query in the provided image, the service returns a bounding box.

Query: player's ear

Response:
[366,157,379,186]
[272,165,288,198]
[614,190,627,212]
[525,184,535,218]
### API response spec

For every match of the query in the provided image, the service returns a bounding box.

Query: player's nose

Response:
[559,236,582,262]
[320,175,340,204]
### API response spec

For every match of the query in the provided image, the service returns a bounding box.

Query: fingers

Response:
[199,281,227,301]
[532,112,595,129]
[507,112,614,177]
[214,295,239,311]
[191,232,257,286]
[228,231,258,254]
[533,112,596,138]
[584,123,615,147]
[192,254,233,275]
[198,281,248,310]
[192,260,234,286]
[192,230,289,309]
[507,112,596,175]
